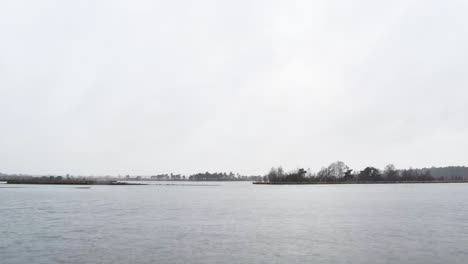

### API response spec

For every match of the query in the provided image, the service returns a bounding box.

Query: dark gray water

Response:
[1,182,468,264]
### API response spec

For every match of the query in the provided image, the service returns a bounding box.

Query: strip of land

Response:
[6,179,146,185]
[253,180,468,185]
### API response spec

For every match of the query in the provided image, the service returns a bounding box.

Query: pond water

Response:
[1,182,468,263]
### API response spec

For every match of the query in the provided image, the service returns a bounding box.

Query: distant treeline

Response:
[0,174,90,181]
[428,167,468,179]
[0,172,263,182]
[2,165,468,182]
[266,163,468,183]
[188,172,262,181]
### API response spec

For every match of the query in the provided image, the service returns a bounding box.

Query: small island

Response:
[5,177,145,185]
[254,162,468,185]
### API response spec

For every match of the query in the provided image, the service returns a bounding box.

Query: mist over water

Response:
[1,182,468,264]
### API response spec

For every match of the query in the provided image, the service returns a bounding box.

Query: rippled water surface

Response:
[1,182,468,264]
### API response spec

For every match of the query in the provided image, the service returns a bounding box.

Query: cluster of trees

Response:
[189,172,237,181]
[266,162,439,183]
[189,172,262,181]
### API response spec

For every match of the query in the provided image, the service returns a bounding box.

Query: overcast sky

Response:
[1,0,467,175]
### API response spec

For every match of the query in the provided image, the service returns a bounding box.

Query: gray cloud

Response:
[1,0,467,175]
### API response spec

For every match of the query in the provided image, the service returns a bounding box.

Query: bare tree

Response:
[327,161,349,178]
[383,164,399,181]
